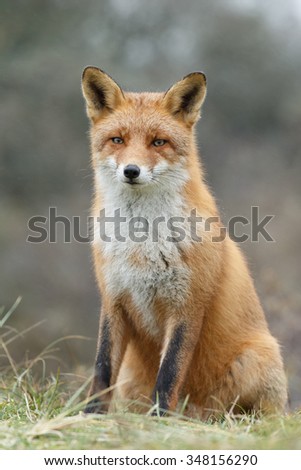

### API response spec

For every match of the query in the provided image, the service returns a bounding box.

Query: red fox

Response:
[81,67,287,418]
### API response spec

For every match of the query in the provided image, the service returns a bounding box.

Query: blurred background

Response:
[0,0,300,408]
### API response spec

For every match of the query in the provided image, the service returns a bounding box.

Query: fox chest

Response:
[100,238,191,335]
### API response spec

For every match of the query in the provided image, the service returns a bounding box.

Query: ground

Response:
[1,303,301,450]
[1,372,301,450]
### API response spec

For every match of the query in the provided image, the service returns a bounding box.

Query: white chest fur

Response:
[93,171,193,336]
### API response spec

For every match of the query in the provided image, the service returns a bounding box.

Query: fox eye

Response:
[111,137,124,144]
[153,139,167,147]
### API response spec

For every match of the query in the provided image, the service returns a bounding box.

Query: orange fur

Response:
[82,67,287,418]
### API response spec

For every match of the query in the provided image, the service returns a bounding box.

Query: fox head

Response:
[82,67,206,192]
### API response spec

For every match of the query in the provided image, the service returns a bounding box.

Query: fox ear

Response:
[82,67,124,122]
[163,72,207,125]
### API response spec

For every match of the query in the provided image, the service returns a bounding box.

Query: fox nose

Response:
[124,164,140,180]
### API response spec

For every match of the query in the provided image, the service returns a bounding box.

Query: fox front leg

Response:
[152,320,202,415]
[85,308,127,413]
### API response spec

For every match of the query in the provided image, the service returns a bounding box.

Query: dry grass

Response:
[1,300,301,450]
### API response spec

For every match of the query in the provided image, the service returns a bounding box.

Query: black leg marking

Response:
[95,317,111,389]
[85,317,111,414]
[152,323,186,415]
[84,397,105,414]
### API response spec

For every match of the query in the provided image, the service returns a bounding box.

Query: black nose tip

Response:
[124,164,140,180]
